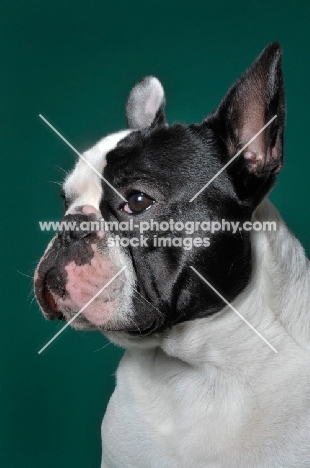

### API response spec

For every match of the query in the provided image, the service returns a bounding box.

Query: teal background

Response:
[2,1,310,466]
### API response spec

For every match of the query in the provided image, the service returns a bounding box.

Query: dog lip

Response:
[43,286,66,320]
[34,273,66,321]
[127,319,160,337]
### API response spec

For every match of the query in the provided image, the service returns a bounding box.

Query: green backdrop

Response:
[2,1,310,467]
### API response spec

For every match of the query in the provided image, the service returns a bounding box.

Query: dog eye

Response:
[60,190,69,211]
[123,191,155,214]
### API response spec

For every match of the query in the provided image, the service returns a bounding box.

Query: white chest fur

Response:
[101,200,310,468]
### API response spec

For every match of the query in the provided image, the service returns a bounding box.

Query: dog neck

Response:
[160,198,310,369]
[252,198,310,345]
[108,198,310,367]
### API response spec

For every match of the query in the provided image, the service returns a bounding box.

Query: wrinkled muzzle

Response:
[34,205,125,330]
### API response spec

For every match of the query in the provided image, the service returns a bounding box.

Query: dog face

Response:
[34,42,285,343]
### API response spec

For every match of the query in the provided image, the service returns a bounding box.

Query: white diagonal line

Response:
[38,266,127,354]
[119,278,163,319]
[190,266,278,353]
[189,115,277,202]
[39,114,127,202]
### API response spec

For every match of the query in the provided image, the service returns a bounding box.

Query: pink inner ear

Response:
[244,151,263,162]
[145,88,159,116]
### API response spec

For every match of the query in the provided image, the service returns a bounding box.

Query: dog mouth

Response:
[35,272,103,330]
[43,284,66,321]
[127,319,160,336]
[34,243,164,336]
[35,275,165,340]
[35,257,126,330]
[34,272,66,321]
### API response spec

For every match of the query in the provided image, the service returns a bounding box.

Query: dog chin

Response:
[104,330,162,349]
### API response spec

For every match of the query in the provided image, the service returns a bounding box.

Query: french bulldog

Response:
[35,42,310,467]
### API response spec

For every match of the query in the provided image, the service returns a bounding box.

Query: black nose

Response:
[57,214,95,245]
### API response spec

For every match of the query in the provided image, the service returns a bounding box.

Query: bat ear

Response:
[126,76,167,130]
[208,42,285,205]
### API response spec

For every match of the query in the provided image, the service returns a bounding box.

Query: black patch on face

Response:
[99,42,285,336]
[100,124,253,335]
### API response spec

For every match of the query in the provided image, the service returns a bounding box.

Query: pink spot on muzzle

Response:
[53,245,120,327]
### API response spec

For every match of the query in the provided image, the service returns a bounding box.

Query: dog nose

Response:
[57,213,100,245]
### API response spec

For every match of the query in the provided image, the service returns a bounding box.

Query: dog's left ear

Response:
[126,76,167,130]
[208,42,285,205]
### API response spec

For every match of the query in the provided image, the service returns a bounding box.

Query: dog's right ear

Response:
[206,42,285,206]
[126,76,167,130]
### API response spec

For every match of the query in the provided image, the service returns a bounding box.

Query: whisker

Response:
[48,180,62,186]
[15,269,33,279]
[93,341,113,353]
[53,164,69,175]
[120,278,163,319]
[127,315,141,333]
[29,295,36,307]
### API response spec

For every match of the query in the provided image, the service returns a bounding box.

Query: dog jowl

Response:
[35,43,310,467]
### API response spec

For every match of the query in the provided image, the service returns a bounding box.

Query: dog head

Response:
[34,42,285,347]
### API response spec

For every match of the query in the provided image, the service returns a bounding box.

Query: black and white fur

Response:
[35,43,310,467]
